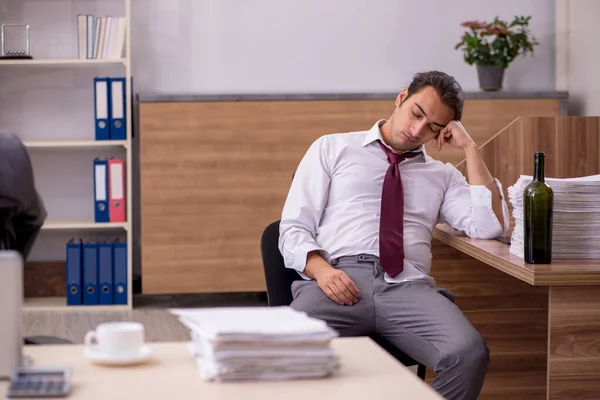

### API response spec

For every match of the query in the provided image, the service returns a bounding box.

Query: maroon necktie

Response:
[377,140,418,277]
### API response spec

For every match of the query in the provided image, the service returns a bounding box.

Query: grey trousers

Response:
[290,254,489,400]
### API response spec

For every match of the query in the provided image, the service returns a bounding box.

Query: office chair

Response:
[0,131,72,346]
[260,219,428,380]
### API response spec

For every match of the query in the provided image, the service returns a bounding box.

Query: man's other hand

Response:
[315,268,360,306]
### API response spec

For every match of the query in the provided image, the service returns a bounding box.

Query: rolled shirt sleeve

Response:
[278,136,331,276]
[439,165,510,239]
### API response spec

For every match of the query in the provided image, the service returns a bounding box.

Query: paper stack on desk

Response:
[508,174,600,259]
[169,306,340,382]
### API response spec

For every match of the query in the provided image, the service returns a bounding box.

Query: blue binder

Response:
[66,239,83,306]
[93,158,109,223]
[109,77,126,140]
[82,240,99,305]
[113,241,127,305]
[97,240,114,305]
[94,77,111,140]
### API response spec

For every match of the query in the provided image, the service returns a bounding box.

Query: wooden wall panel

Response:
[429,239,549,400]
[556,118,600,178]
[519,116,559,179]
[140,100,394,294]
[482,119,522,190]
[139,98,561,294]
[548,286,600,400]
[472,120,523,236]
[457,116,600,237]
[466,116,600,186]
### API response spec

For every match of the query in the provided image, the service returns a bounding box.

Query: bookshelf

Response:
[24,296,130,311]
[0,0,134,311]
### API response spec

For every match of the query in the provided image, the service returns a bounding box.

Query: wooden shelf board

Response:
[24,297,130,311]
[0,58,126,66]
[41,220,128,230]
[24,139,127,149]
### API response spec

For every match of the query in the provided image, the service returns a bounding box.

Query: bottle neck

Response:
[534,157,545,182]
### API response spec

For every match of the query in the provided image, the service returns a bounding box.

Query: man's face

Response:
[388,86,455,152]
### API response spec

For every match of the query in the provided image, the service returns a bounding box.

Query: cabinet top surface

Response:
[137,91,569,103]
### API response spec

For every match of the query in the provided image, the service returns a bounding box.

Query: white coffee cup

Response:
[84,322,145,356]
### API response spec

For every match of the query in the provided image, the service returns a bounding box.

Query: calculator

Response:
[6,366,71,398]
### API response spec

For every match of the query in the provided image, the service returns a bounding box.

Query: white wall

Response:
[0,0,556,261]
[562,0,600,115]
[131,0,556,94]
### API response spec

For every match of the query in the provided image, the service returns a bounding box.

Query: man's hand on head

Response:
[436,120,476,152]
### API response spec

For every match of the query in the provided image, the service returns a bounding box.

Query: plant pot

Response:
[476,65,505,91]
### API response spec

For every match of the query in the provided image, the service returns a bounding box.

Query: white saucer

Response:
[84,346,154,366]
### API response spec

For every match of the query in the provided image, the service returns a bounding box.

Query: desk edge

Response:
[433,226,535,285]
[433,226,600,286]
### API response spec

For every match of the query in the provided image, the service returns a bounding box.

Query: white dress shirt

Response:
[279,120,510,285]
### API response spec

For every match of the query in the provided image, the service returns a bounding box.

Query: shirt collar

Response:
[362,119,427,158]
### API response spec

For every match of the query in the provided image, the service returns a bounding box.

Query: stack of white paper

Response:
[169,306,340,382]
[507,174,600,259]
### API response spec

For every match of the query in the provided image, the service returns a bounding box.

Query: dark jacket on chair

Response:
[0,131,73,346]
[0,130,47,260]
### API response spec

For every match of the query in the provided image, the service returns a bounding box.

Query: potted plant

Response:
[455,16,539,91]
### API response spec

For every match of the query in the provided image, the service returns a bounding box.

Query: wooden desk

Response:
[432,224,600,400]
[1,338,442,400]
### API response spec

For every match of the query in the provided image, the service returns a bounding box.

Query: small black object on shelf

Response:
[0,53,33,60]
[1,23,33,60]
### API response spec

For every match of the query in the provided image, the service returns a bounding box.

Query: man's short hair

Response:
[405,71,465,121]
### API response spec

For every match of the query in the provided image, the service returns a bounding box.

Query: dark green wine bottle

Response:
[523,152,554,264]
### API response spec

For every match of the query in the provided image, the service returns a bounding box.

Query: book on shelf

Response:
[78,14,126,60]
[66,237,128,306]
[94,77,128,140]
[93,157,126,224]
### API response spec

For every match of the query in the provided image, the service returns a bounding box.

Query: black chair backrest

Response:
[260,220,302,306]
[0,131,46,261]
[0,209,18,252]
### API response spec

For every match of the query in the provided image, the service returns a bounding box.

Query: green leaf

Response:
[455,14,538,68]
